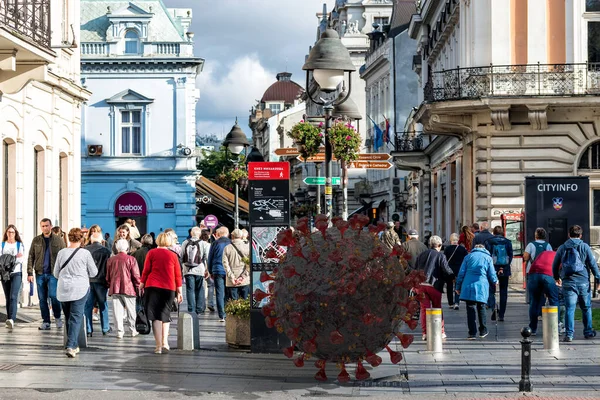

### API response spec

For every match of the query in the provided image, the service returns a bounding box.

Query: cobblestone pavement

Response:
[0,285,598,399]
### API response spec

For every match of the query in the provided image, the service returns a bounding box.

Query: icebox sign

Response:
[525,177,590,250]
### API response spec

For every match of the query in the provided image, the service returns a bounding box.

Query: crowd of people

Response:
[0,218,251,358]
[381,221,600,342]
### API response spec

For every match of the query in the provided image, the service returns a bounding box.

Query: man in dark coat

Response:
[84,232,112,336]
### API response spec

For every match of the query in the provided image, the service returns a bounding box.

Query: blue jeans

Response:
[527,273,558,333]
[488,276,509,318]
[36,273,61,323]
[185,275,205,313]
[206,277,215,307]
[213,274,226,319]
[465,301,487,336]
[2,273,21,321]
[84,282,110,334]
[563,280,594,338]
[226,285,250,301]
[62,291,88,349]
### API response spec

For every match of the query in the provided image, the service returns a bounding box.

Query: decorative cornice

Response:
[490,106,511,131]
[81,59,203,74]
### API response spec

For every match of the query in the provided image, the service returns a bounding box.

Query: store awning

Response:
[196,176,249,214]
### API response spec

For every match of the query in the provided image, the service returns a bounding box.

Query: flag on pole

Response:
[368,115,384,151]
[382,115,391,144]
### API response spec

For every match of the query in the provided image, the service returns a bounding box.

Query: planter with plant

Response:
[287,121,323,160]
[216,167,248,192]
[225,297,251,348]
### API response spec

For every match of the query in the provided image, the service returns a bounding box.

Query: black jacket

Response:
[415,249,455,291]
[132,245,151,276]
[85,243,111,285]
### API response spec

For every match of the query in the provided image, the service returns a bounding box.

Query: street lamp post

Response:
[303,27,356,222]
[223,119,251,230]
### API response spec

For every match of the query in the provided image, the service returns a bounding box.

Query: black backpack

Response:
[182,240,201,265]
[0,242,20,281]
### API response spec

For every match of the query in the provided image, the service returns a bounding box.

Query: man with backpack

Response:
[181,227,210,315]
[523,227,557,335]
[484,225,513,322]
[552,225,600,342]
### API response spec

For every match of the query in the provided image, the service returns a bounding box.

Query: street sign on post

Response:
[303,177,341,185]
[350,161,393,170]
[357,153,392,161]
[274,148,300,156]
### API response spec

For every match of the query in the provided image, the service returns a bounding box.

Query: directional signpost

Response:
[304,177,341,185]
[350,161,393,170]
[276,147,393,169]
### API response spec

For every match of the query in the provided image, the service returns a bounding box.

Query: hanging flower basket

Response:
[288,121,323,159]
[328,120,362,163]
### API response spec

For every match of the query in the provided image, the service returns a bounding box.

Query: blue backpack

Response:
[491,242,509,266]
[561,245,586,276]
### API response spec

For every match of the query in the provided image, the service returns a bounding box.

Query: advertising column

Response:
[247,161,291,353]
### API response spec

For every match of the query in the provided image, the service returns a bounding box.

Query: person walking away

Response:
[106,239,141,339]
[523,227,553,317]
[54,228,98,357]
[84,232,112,336]
[443,233,468,310]
[27,218,66,330]
[207,226,231,322]
[181,227,209,314]
[458,225,474,252]
[484,226,513,322]
[1,225,25,329]
[472,222,494,247]
[223,229,250,301]
[527,247,558,335]
[402,229,428,271]
[414,235,455,340]
[104,233,114,251]
[139,233,183,354]
[132,234,153,312]
[112,225,141,256]
[552,225,600,342]
[381,222,401,251]
[455,244,498,339]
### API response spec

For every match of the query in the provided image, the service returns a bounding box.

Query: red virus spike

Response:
[335,220,350,237]
[331,216,343,225]
[396,333,414,348]
[254,289,270,302]
[368,225,379,234]
[376,221,387,232]
[264,316,279,328]
[302,338,317,354]
[293,355,305,368]
[337,364,351,383]
[277,228,297,247]
[282,344,295,359]
[265,248,279,259]
[328,249,344,263]
[296,222,310,235]
[315,220,328,238]
[407,300,419,314]
[286,327,299,340]
[407,319,418,330]
[260,270,274,282]
[289,311,303,327]
[386,345,403,364]
[282,266,300,278]
[329,330,344,345]
[315,368,328,382]
[365,350,382,367]
[362,313,376,326]
[314,359,326,369]
[355,361,370,380]
[294,292,307,303]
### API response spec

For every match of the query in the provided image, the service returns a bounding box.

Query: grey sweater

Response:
[53,248,98,302]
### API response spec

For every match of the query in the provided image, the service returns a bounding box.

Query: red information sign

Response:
[248,162,290,180]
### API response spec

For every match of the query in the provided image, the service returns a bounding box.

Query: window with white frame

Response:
[124,30,140,54]
[586,1,600,62]
[268,103,282,114]
[374,17,389,26]
[121,110,141,154]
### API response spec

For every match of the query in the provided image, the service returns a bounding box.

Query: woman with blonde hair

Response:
[140,232,182,354]
[112,224,141,255]
[84,224,104,247]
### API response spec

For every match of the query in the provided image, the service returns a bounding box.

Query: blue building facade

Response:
[80,0,203,238]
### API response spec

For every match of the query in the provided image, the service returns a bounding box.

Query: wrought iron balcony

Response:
[0,0,50,48]
[395,135,424,152]
[424,63,600,102]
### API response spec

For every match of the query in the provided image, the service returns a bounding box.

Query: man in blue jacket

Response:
[552,225,600,342]
[207,226,231,322]
[484,226,513,322]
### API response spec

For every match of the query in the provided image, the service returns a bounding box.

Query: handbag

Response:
[136,296,151,335]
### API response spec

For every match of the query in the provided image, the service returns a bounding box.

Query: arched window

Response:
[124,30,139,54]
[579,142,600,170]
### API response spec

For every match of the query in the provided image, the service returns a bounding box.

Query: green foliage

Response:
[328,120,362,163]
[225,298,251,320]
[197,146,233,180]
[287,121,323,159]
[215,167,248,192]
[575,308,600,330]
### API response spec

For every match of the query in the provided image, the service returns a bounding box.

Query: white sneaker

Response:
[559,322,566,334]
[116,333,124,339]
[442,333,447,339]
[55,318,64,329]
[5,319,14,330]
[130,331,139,338]
[92,313,99,322]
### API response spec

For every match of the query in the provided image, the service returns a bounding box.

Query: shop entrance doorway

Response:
[114,192,148,237]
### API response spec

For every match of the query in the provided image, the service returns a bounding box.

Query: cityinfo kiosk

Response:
[524,176,590,250]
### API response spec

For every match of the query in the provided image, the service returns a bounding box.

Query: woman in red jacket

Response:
[140,232,183,354]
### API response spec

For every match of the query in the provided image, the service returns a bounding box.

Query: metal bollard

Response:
[519,327,533,392]
[426,308,443,352]
[542,306,559,350]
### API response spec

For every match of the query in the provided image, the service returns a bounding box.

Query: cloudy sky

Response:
[163,0,335,138]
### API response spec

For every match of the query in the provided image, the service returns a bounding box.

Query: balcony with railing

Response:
[391,133,429,171]
[395,135,424,152]
[0,0,50,48]
[424,63,600,102]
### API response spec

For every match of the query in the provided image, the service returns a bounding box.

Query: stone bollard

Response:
[63,316,87,349]
[177,311,200,350]
[519,326,533,392]
[542,306,559,351]
[426,308,443,352]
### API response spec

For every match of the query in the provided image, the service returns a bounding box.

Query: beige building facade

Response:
[398,0,600,280]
